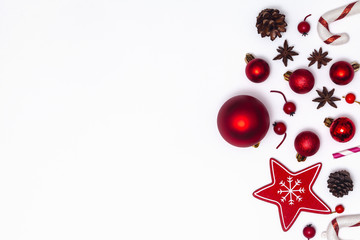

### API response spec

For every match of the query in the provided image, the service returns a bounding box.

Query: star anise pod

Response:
[273,40,299,67]
[308,47,332,69]
[312,87,340,109]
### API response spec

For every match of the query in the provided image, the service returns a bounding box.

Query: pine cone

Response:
[327,170,353,198]
[256,9,287,41]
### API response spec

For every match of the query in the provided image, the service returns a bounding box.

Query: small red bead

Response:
[345,93,356,104]
[335,205,345,213]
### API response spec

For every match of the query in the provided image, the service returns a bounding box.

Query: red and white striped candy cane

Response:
[333,145,360,159]
[322,214,360,240]
[318,1,360,45]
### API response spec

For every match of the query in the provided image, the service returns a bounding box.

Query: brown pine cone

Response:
[327,170,353,198]
[256,8,287,41]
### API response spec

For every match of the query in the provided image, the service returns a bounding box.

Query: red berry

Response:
[270,90,297,116]
[273,122,287,149]
[298,14,311,36]
[345,93,356,104]
[335,204,345,213]
[273,122,286,135]
[283,102,296,116]
[303,224,316,239]
[298,22,310,35]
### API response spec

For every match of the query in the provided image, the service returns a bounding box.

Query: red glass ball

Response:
[330,117,356,142]
[217,95,270,147]
[245,58,270,83]
[289,69,314,94]
[294,131,320,157]
[330,61,354,85]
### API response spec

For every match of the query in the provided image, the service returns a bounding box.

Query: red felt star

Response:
[253,158,331,231]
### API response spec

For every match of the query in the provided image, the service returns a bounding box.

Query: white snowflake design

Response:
[277,176,305,205]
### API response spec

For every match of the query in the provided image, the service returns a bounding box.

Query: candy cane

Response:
[322,215,360,239]
[332,145,360,159]
[317,1,360,45]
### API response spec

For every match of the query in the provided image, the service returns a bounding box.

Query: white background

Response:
[1,0,360,239]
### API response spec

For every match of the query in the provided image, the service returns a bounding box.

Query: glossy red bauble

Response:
[285,69,315,94]
[294,131,320,161]
[326,117,356,143]
[245,58,270,83]
[330,61,354,85]
[217,95,270,147]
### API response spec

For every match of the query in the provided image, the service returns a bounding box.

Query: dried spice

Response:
[308,48,332,69]
[273,40,299,67]
[312,87,340,109]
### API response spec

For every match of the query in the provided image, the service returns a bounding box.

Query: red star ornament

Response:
[253,158,331,231]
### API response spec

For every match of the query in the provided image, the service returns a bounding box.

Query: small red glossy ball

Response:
[345,93,356,104]
[303,225,316,239]
[245,58,270,83]
[289,69,315,94]
[294,131,320,157]
[283,102,296,115]
[330,117,356,143]
[298,21,310,35]
[335,205,345,213]
[330,61,354,85]
[273,122,286,135]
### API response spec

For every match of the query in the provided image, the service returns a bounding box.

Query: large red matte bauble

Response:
[288,69,315,94]
[330,117,356,142]
[330,61,354,85]
[245,58,270,83]
[217,95,270,147]
[294,131,320,157]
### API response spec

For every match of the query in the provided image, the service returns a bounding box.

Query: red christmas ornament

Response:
[330,61,359,85]
[217,95,270,148]
[253,159,331,231]
[324,117,356,143]
[298,14,311,36]
[294,131,320,162]
[245,53,270,83]
[284,69,315,94]
[303,224,316,239]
